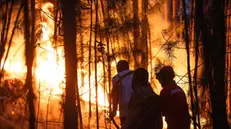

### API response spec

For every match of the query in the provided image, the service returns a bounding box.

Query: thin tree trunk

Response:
[133,0,140,68]
[164,0,172,22]
[76,0,83,127]
[24,0,36,128]
[3,0,14,47]
[141,0,149,69]
[61,0,78,128]
[182,0,197,129]
[88,0,93,126]
[102,51,107,127]
[94,0,99,128]
[1,1,22,74]
[194,0,201,128]
[172,0,178,21]
[227,2,231,118]
[0,0,9,68]
[53,0,59,46]
[106,14,112,129]
[100,0,112,125]
[45,90,52,129]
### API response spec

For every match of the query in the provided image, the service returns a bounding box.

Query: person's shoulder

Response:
[112,74,119,82]
[160,86,172,96]
[112,74,118,79]
[119,69,133,75]
[175,85,185,92]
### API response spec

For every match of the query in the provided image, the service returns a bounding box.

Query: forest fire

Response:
[0,0,230,129]
[1,1,186,128]
[36,2,110,107]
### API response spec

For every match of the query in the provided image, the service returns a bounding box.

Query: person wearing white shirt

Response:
[110,60,133,127]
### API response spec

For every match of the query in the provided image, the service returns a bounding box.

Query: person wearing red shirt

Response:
[156,66,190,129]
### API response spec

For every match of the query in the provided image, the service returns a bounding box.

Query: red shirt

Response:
[160,82,190,129]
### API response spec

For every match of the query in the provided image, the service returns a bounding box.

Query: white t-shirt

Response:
[112,70,133,117]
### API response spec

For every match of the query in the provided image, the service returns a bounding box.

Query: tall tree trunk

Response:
[164,0,172,22]
[141,0,149,69]
[199,2,215,127]
[194,0,201,128]
[172,0,178,21]
[0,0,14,77]
[0,0,9,68]
[88,0,93,125]
[133,0,140,67]
[76,0,83,127]
[61,0,78,128]
[24,0,36,128]
[182,0,197,129]
[2,0,22,76]
[209,0,229,128]
[100,0,112,123]
[199,0,229,128]
[53,0,59,46]
[226,0,231,119]
[94,0,99,128]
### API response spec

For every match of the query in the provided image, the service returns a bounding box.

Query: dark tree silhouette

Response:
[197,0,229,128]
[208,0,229,128]
[94,0,99,128]
[182,0,197,128]
[133,0,140,68]
[141,0,149,69]
[61,0,78,128]
[193,0,201,128]
[24,0,36,128]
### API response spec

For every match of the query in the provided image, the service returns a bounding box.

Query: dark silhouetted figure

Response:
[156,66,190,129]
[123,68,163,129]
[110,60,133,127]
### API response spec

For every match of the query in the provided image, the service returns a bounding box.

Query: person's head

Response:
[116,60,129,73]
[132,68,149,89]
[155,66,175,86]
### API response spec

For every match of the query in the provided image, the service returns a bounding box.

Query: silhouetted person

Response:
[110,60,133,127]
[123,68,163,129]
[156,66,190,129]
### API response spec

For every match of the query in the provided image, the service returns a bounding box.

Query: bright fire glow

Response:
[35,3,65,95]
[0,1,201,129]
[36,3,110,107]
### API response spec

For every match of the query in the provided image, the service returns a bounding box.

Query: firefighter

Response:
[156,66,191,129]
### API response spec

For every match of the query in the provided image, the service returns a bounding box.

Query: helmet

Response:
[156,66,175,80]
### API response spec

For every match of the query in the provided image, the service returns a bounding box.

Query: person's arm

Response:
[111,87,119,112]
[110,78,119,118]
[128,91,136,110]
[160,89,167,116]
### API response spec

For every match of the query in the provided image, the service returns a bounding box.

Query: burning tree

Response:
[0,0,231,129]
